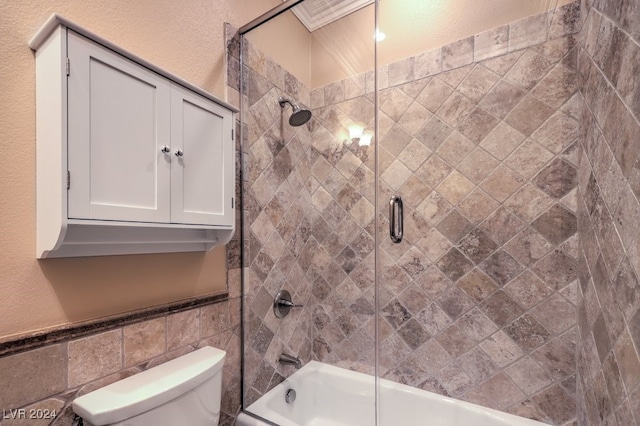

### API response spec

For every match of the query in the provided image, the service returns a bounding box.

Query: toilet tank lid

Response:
[72,346,226,425]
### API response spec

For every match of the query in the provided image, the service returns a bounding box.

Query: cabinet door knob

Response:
[160,146,170,154]
[174,149,184,157]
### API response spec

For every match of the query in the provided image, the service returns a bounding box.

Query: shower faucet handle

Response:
[278,299,303,308]
[274,290,303,318]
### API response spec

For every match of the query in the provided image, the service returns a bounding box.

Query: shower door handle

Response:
[389,195,403,244]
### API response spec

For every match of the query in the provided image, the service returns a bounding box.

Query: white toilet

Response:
[72,346,226,426]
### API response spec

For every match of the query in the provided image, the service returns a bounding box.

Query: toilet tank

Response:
[73,346,226,426]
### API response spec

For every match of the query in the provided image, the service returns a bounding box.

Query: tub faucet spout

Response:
[279,353,302,369]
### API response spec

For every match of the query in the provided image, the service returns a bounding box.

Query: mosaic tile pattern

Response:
[577,5,640,425]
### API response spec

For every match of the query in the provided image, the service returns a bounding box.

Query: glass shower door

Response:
[239,1,378,424]
[375,1,580,424]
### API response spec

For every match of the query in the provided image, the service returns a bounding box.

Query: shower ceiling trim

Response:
[284,0,374,31]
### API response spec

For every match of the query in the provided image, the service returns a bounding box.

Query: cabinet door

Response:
[67,31,171,223]
[170,84,234,227]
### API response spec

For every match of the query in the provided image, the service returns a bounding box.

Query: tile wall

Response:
[238,2,585,425]
[0,294,242,426]
[576,0,640,424]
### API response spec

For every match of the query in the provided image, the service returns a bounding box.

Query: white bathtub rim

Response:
[237,361,549,426]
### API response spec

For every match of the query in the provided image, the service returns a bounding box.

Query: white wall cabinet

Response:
[30,14,237,258]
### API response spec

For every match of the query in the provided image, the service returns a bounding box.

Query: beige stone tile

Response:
[388,56,415,87]
[548,2,581,39]
[167,309,200,351]
[324,80,345,105]
[457,188,500,224]
[228,267,242,299]
[457,269,498,302]
[415,48,442,79]
[398,102,433,136]
[480,50,524,76]
[201,300,231,338]
[415,228,452,262]
[509,13,548,52]
[505,357,553,397]
[380,88,414,122]
[481,165,526,203]
[531,384,576,424]
[479,122,525,161]
[0,345,64,409]
[479,330,524,367]
[458,66,501,102]
[457,147,500,184]
[475,25,509,62]
[399,174,432,207]
[68,329,122,388]
[506,95,556,137]
[145,346,195,370]
[415,154,452,188]
[335,150,361,179]
[504,50,555,91]
[458,107,500,144]
[381,159,412,190]
[310,87,325,109]
[436,171,475,205]
[504,183,555,223]
[479,80,527,119]
[416,191,454,226]
[415,78,453,113]
[531,64,579,109]
[123,318,166,367]
[530,293,576,334]
[506,139,554,179]
[398,139,432,171]
[531,111,579,154]
[75,366,141,397]
[504,270,553,309]
[436,91,476,128]
[480,206,525,245]
[250,210,275,244]
[442,37,474,71]
[344,73,366,100]
[437,132,475,167]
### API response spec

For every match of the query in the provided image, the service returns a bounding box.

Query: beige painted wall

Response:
[0,0,278,340]
[246,10,313,87]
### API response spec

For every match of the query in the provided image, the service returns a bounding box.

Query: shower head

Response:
[278,96,312,127]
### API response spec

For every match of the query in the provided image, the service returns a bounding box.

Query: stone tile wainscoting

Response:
[576,1,640,424]
[235,2,586,425]
[0,294,241,426]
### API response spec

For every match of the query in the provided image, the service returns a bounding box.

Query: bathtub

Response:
[235,361,547,426]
